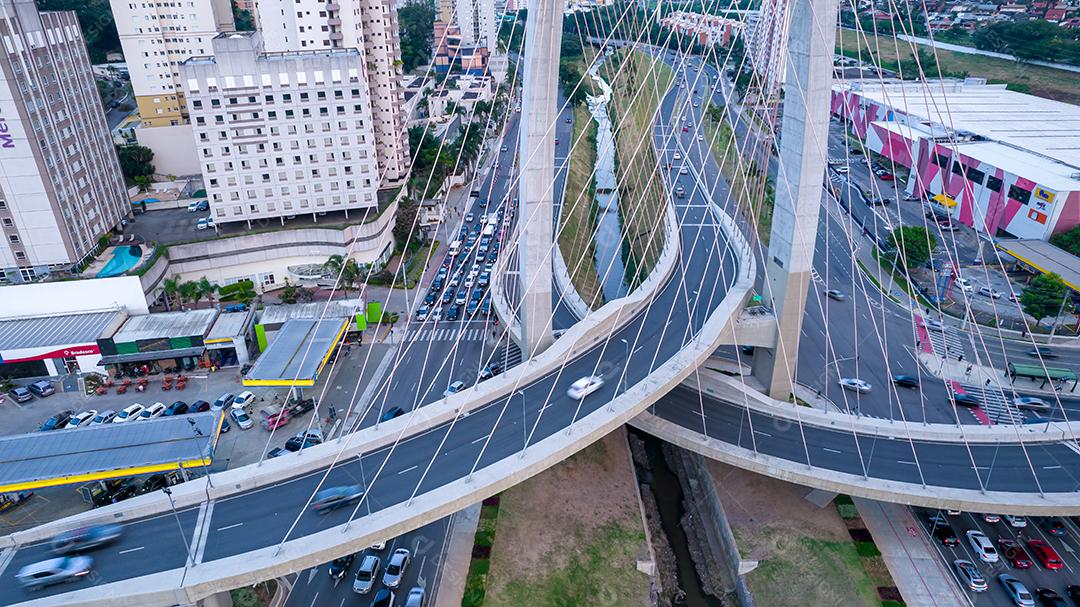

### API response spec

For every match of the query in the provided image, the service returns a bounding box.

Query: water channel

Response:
[586,55,630,301]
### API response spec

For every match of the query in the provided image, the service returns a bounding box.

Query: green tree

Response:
[1050,225,1080,257]
[887,226,936,269]
[231,0,255,31]
[393,199,420,247]
[116,144,155,182]
[1021,273,1071,326]
[38,0,120,63]
[194,277,218,306]
[399,0,436,71]
[162,276,180,311]
[178,281,200,306]
[323,255,361,297]
[278,279,300,304]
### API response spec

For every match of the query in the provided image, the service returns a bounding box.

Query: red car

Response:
[878,173,895,181]
[996,538,1033,569]
[1027,539,1064,570]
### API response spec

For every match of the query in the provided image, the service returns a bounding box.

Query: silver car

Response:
[383,548,411,588]
[16,556,93,590]
[352,554,380,594]
[405,586,426,607]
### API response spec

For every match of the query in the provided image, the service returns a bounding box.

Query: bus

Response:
[482,224,495,238]
[448,240,462,257]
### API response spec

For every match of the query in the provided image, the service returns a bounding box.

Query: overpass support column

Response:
[516,0,561,357]
[751,0,839,398]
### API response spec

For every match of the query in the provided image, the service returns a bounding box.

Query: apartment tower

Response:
[254,0,408,187]
[0,0,128,283]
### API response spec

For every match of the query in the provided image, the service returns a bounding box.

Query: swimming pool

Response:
[97,245,143,278]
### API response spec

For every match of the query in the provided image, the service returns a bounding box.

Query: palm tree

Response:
[179,281,199,308]
[162,276,180,311]
[196,277,218,306]
[324,254,361,298]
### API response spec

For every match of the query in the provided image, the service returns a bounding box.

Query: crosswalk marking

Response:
[959,384,1024,425]
[924,326,964,359]
[405,326,487,343]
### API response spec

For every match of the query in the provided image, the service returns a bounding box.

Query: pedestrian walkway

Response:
[958,383,1023,425]
[404,325,488,343]
[432,504,481,607]
[853,498,968,607]
[922,323,966,360]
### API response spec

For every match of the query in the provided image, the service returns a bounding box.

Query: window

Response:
[933,152,949,168]
[8,234,19,243]
[966,167,985,185]
[258,272,275,287]
[1008,184,1032,205]
[986,176,1003,192]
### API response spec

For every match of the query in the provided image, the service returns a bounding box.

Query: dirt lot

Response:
[483,429,651,607]
[707,461,879,607]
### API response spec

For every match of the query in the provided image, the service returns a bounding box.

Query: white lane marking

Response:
[398,465,419,475]
[896,460,917,465]
[0,548,15,578]
[753,430,772,437]
[472,435,488,444]
[193,500,214,565]
[1044,465,1063,470]
[823,448,843,454]
[119,546,145,555]
[217,522,244,532]
[308,591,319,607]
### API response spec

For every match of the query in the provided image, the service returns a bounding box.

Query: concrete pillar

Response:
[515,0,560,357]
[751,0,839,399]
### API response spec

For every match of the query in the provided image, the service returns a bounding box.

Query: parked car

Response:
[196,216,215,230]
[230,407,254,430]
[187,199,209,212]
[16,556,93,591]
[997,538,1033,568]
[285,430,323,452]
[232,391,257,413]
[89,410,117,426]
[64,410,97,429]
[838,378,872,394]
[383,548,411,588]
[1027,539,1063,570]
[952,559,987,592]
[979,286,1002,299]
[7,386,33,404]
[39,410,74,432]
[163,401,189,416]
[49,525,122,555]
[27,380,55,397]
[191,400,211,412]
[211,393,235,411]
[328,553,356,580]
[138,402,166,420]
[998,574,1035,607]
[352,554,381,594]
[113,404,145,423]
[891,375,920,389]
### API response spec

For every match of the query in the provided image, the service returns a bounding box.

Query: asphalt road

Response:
[0,70,741,604]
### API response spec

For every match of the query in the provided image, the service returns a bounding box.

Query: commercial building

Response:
[0,309,126,378]
[434,21,490,75]
[181,31,382,226]
[253,0,409,187]
[109,0,234,128]
[833,80,1080,241]
[96,307,253,375]
[661,11,742,47]
[0,0,129,282]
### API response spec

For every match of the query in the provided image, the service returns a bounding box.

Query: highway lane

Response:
[0,75,742,604]
[656,385,1080,494]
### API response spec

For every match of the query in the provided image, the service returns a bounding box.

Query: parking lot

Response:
[916,507,1080,606]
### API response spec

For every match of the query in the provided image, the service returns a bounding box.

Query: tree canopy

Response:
[972,20,1080,66]
[37,0,120,63]
[399,0,436,71]
[1050,225,1080,257]
[116,144,155,182]
[887,226,936,269]
[1021,273,1071,325]
[231,0,255,31]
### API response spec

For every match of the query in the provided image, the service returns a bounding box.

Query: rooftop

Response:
[838,80,1080,172]
[0,412,222,493]
[997,239,1080,292]
[259,300,361,327]
[243,318,348,387]
[206,311,252,343]
[0,310,123,351]
[112,309,219,342]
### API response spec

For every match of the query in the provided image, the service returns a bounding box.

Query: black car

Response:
[370,588,394,607]
[39,410,74,432]
[479,363,502,381]
[927,515,958,546]
[1027,347,1058,359]
[268,447,289,458]
[285,434,322,452]
[441,290,454,305]
[446,305,460,321]
[139,474,169,494]
[329,553,356,580]
[1035,588,1067,607]
[424,291,437,305]
[953,392,980,407]
[163,401,189,416]
[891,375,919,389]
[289,398,316,417]
[381,406,405,422]
[191,400,211,412]
[1043,518,1068,536]
[1066,585,1080,605]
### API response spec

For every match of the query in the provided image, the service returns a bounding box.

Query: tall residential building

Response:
[109,0,234,128]
[254,0,408,187]
[181,31,382,226]
[450,0,496,52]
[748,0,788,99]
[0,0,128,283]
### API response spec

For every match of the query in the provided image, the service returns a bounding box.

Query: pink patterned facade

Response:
[831,89,1080,241]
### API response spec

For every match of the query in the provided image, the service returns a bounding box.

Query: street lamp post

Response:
[162,486,193,577]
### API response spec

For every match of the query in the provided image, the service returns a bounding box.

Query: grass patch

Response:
[740,533,880,607]
[400,239,439,289]
[486,522,648,607]
[462,495,502,607]
[602,49,673,287]
[855,541,882,557]
[837,503,860,520]
[837,28,1080,104]
[558,100,606,310]
[702,106,774,244]
[230,581,276,607]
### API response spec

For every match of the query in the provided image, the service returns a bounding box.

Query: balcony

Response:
[329,32,344,41]
[326,2,339,9]
[328,17,341,26]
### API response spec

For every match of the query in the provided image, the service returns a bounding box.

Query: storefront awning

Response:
[98,346,206,366]
[932,193,957,208]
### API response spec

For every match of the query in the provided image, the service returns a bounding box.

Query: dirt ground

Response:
[483,429,652,607]
[707,461,879,607]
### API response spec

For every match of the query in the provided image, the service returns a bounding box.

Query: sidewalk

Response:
[853,499,967,607]
[433,503,481,607]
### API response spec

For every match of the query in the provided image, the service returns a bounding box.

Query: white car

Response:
[65,410,98,429]
[966,530,999,563]
[1013,396,1050,412]
[232,390,257,412]
[1003,514,1027,528]
[672,152,682,161]
[416,305,429,321]
[443,380,465,397]
[186,199,207,212]
[955,277,974,293]
[138,402,166,420]
[834,165,849,174]
[113,403,145,423]
[838,378,872,394]
[567,375,605,400]
[196,216,215,230]
[230,407,254,430]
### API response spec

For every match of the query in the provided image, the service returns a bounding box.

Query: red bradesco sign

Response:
[0,344,100,364]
